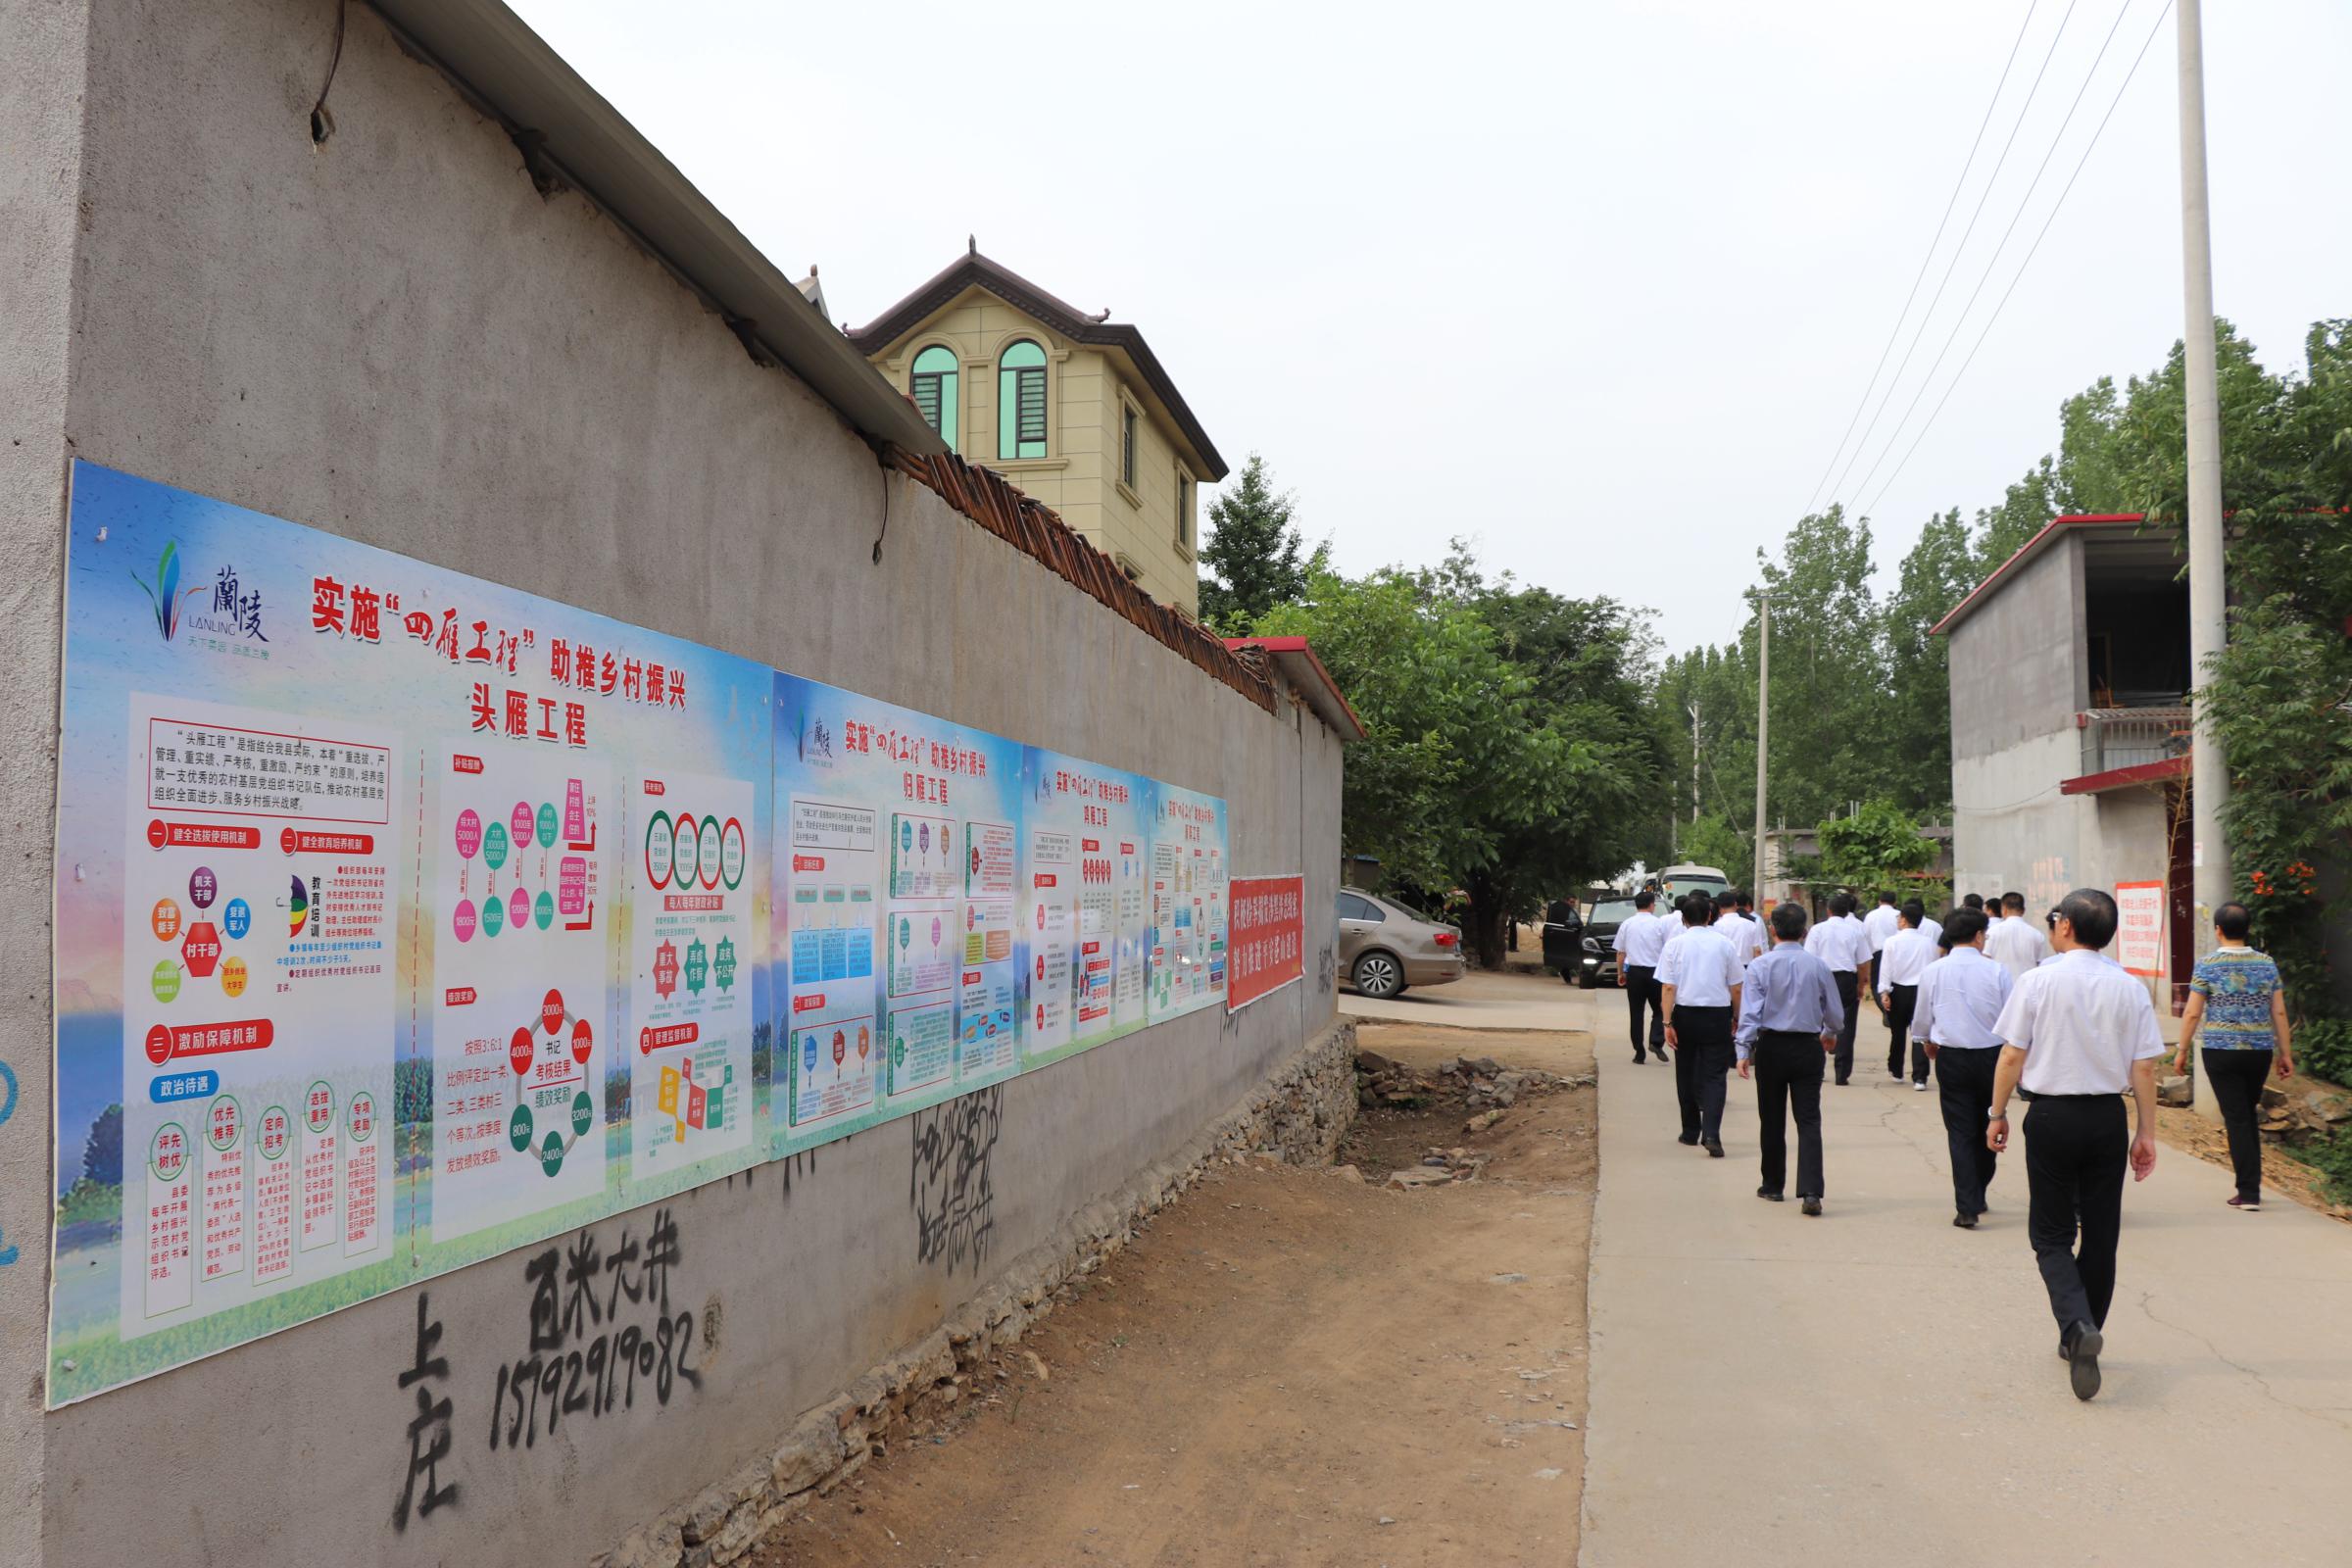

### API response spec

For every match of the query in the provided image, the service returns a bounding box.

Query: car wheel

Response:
[1578,966,1597,990]
[1352,951,1403,1001]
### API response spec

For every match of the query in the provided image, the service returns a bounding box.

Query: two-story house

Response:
[848,245,1228,616]
[1934,514,2194,999]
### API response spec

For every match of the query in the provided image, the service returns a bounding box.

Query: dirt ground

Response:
[2156,1102,2352,1220]
[755,1019,1596,1568]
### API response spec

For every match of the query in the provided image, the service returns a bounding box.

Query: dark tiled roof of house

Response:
[851,248,1228,480]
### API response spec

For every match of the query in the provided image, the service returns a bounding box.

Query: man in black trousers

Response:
[1911,907,2014,1227]
[1660,893,1744,1157]
[1987,889,2165,1400]
[1736,903,1842,1215]
[1611,889,1671,1063]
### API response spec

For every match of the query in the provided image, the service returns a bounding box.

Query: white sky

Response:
[510,0,2350,656]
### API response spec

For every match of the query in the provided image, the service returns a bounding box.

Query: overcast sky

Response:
[511,0,2349,658]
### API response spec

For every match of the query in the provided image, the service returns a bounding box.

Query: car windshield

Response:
[1592,900,1637,924]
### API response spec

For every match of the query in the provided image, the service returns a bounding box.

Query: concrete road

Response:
[1580,1004,2352,1567]
[1342,963,1591,1031]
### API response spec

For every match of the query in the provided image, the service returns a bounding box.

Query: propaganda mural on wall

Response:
[46,462,1237,1406]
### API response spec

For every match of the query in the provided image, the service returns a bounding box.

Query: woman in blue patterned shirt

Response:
[2173,902,2295,1210]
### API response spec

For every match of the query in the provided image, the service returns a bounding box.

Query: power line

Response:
[1840,0,2144,514]
[1857,0,2176,520]
[1799,0,2043,516]
[1821,0,2084,512]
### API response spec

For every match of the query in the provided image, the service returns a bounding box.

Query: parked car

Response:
[1577,896,1642,989]
[1337,887,1463,1000]
[1540,899,1591,986]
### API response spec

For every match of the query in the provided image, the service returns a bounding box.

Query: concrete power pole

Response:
[1753,596,1771,900]
[2179,0,2230,921]
[1688,703,1700,826]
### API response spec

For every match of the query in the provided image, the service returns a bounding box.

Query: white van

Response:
[1659,862,1731,902]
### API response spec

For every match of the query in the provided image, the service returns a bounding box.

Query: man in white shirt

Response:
[1986,888,2164,1402]
[1803,892,1875,1085]
[1985,891,2049,978]
[1875,900,1937,1086]
[1659,894,1744,1157]
[1911,908,2015,1227]
[1863,892,1900,971]
[1713,890,1764,967]
[1611,890,1672,1065]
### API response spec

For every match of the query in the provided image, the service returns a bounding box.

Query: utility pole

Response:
[1688,702,1700,827]
[2179,0,2230,922]
[1753,595,1771,900]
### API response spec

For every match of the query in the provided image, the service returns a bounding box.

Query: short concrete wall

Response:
[0,5,1347,1565]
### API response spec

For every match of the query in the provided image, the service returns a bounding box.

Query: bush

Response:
[2295,1016,2352,1091]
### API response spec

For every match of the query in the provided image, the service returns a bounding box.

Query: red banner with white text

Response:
[1226,874,1304,1012]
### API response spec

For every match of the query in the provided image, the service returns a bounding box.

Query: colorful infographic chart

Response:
[768,675,1031,1153]
[626,769,756,1193]
[48,461,1229,1406]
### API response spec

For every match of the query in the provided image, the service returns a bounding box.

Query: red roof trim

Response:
[1223,636,1368,741]
[2059,757,2189,796]
[1930,514,2150,637]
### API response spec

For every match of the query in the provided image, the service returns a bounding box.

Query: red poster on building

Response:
[1226,874,1305,1012]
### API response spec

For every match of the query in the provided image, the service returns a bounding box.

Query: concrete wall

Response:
[0,0,87,1546]
[1947,532,2083,763]
[0,4,1344,1564]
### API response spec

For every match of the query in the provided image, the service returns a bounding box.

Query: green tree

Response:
[1256,547,1660,966]
[1814,800,1937,899]
[1198,454,1317,632]
[1680,813,1751,888]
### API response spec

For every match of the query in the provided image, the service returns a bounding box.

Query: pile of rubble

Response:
[1383,1145,1493,1190]
[1354,1050,1590,1114]
[2259,1081,2352,1140]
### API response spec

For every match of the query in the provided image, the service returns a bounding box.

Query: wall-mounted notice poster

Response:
[48,461,1229,1406]
[1018,749,1152,1067]
[48,463,772,1404]
[2114,880,2166,978]
[1148,784,1229,1020]
[768,674,1025,1154]
[1226,875,1305,1012]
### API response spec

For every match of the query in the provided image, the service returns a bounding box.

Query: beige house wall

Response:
[868,287,1200,614]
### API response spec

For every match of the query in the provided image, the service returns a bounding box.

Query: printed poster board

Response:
[47,461,1230,1405]
[2115,880,2166,977]
[1226,875,1305,1012]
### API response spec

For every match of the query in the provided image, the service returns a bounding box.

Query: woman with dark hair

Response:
[2175,902,2295,1211]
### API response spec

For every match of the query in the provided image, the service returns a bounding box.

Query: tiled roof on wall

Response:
[887,447,1277,714]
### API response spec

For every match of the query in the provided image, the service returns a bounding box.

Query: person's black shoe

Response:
[2065,1322,2103,1400]
[1632,1054,1646,1064]
[1834,1078,1850,1086]
[1677,1133,1700,1146]
[1756,1187,1784,1201]
[1952,1211,1978,1229]
[1702,1139,1725,1158]
[1800,1197,1823,1216]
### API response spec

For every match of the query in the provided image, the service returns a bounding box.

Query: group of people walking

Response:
[1610,883,2295,1401]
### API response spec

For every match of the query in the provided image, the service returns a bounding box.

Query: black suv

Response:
[1572,896,1642,990]
[1540,899,1591,986]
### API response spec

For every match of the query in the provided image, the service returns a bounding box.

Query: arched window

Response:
[998,340,1048,460]
[909,346,957,449]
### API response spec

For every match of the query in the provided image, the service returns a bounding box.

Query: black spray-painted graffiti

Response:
[393,1293,460,1531]
[1316,943,1336,996]
[908,1087,1002,1274]
[486,1205,702,1452]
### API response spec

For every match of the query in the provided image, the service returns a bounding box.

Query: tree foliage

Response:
[1814,800,1936,898]
[1251,544,1666,964]
[1198,454,1320,633]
